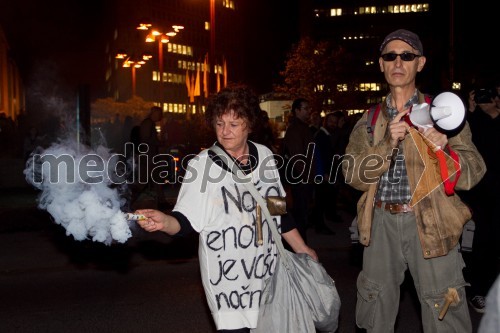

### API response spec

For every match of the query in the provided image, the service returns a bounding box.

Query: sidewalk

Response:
[0,182,483,332]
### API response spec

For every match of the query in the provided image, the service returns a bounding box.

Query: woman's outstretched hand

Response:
[135,209,172,234]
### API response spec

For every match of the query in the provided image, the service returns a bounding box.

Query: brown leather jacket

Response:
[343,92,486,258]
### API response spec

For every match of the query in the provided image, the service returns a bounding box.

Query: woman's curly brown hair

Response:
[205,84,260,132]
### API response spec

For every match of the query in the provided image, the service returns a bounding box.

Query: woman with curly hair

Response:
[134,84,317,332]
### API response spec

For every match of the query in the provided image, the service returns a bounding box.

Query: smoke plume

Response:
[24,137,132,245]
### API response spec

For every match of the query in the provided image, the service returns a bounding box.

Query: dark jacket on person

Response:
[282,117,315,180]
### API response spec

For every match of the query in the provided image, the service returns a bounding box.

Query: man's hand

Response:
[418,127,448,151]
[388,110,411,148]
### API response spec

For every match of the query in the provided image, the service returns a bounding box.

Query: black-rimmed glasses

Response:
[381,52,421,62]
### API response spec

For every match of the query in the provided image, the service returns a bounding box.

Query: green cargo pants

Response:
[356,207,472,333]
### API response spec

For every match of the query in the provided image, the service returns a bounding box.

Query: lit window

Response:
[205,22,210,31]
[330,8,342,16]
[223,0,235,8]
[337,84,348,92]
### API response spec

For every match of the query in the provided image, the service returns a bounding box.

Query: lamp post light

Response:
[210,0,215,69]
[116,52,152,97]
[137,23,184,105]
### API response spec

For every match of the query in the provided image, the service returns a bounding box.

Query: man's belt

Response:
[375,201,413,214]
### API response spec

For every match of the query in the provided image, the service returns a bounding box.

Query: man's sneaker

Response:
[468,295,486,313]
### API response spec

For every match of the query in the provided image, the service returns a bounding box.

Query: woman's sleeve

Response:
[170,211,195,237]
[280,213,296,233]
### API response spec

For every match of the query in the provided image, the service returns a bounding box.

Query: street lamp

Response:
[116,52,152,97]
[137,22,184,104]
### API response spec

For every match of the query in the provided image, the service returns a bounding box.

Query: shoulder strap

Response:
[366,103,381,145]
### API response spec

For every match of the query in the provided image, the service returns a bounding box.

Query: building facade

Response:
[0,26,24,122]
[299,0,486,115]
[104,0,243,116]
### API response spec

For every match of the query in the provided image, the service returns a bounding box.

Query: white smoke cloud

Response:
[24,138,132,245]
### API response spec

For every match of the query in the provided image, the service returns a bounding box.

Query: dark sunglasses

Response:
[381,52,421,62]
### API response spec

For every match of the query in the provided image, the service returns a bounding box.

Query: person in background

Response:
[281,98,315,242]
[478,273,500,333]
[134,84,317,333]
[329,111,351,218]
[309,111,322,136]
[249,109,277,153]
[343,29,486,332]
[460,82,500,314]
[311,112,339,234]
[137,106,167,207]
[23,126,46,160]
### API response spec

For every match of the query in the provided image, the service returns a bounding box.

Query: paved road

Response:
[0,187,483,332]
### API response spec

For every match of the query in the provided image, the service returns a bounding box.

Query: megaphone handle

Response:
[414,128,440,152]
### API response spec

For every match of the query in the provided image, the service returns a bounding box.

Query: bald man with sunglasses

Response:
[343,29,486,332]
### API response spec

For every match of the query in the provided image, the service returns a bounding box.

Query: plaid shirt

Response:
[375,91,419,203]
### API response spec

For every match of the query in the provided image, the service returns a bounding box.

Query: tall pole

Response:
[210,0,215,94]
[449,0,454,85]
[158,39,164,104]
[132,66,137,96]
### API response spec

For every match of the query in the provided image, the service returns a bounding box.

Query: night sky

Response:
[0,0,108,98]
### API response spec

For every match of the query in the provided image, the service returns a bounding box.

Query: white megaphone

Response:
[409,92,465,131]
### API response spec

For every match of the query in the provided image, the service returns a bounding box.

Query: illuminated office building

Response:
[104,0,243,115]
[0,26,24,122]
[301,0,478,114]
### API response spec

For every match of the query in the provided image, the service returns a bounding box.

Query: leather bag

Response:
[266,196,287,216]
